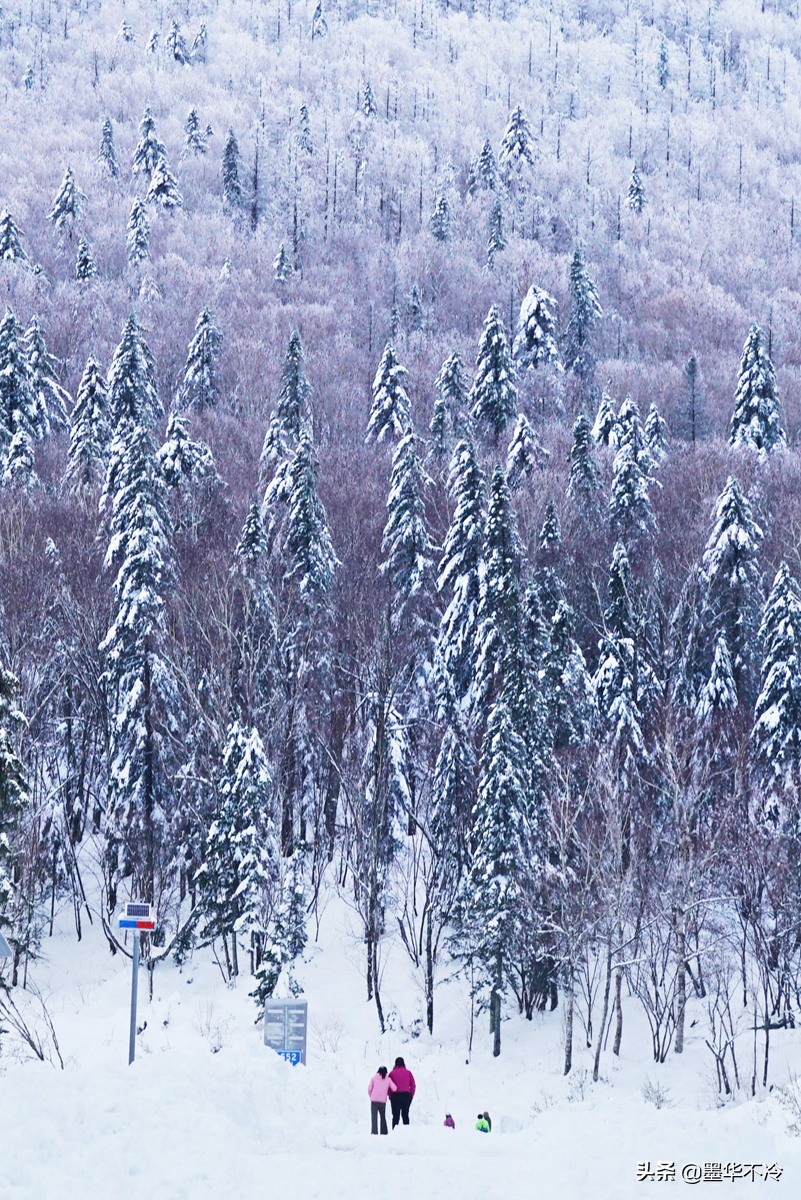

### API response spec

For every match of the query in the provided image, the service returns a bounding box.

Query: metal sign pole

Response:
[128,930,140,1066]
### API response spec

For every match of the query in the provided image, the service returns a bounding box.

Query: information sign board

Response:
[264,999,308,1065]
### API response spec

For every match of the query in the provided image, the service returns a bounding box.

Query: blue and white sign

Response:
[264,999,308,1065]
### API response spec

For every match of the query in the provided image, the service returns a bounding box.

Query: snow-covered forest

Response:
[3,0,801,1153]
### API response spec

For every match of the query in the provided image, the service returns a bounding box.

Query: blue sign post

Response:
[263,999,308,1065]
[118,903,155,1066]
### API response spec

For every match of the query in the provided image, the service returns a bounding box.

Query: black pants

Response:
[371,1101,388,1135]
[390,1091,412,1127]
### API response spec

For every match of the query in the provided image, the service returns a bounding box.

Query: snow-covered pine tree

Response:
[0,662,29,941]
[563,245,602,383]
[498,103,535,177]
[132,107,166,178]
[197,722,279,979]
[273,243,292,282]
[231,502,277,722]
[147,30,160,54]
[146,156,183,209]
[98,117,120,177]
[46,167,84,236]
[166,18,189,64]
[683,355,704,446]
[117,19,134,43]
[657,36,669,88]
[361,79,377,117]
[157,411,218,491]
[567,413,601,516]
[627,163,646,213]
[75,237,97,282]
[126,199,150,266]
[610,398,655,536]
[381,428,434,625]
[0,211,30,267]
[437,437,486,700]
[100,419,178,907]
[64,357,109,494]
[430,194,450,241]
[0,309,37,455]
[695,633,737,726]
[407,285,424,334]
[2,428,37,490]
[752,563,801,822]
[700,474,763,702]
[644,402,668,464]
[366,343,411,445]
[183,109,207,156]
[474,466,523,710]
[221,129,243,209]
[486,197,506,271]
[470,304,517,445]
[105,314,161,431]
[506,413,549,490]
[311,0,328,38]
[275,331,312,444]
[592,385,617,445]
[176,309,222,412]
[430,352,469,461]
[729,324,785,454]
[192,23,208,63]
[542,600,591,750]
[457,699,531,1057]
[282,428,338,600]
[297,104,313,157]
[476,138,499,191]
[513,285,561,374]
[25,317,70,436]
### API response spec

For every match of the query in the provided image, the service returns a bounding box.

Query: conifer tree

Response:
[126,198,150,265]
[567,414,601,516]
[381,429,433,625]
[366,343,411,445]
[282,429,338,600]
[610,398,655,536]
[542,599,592,749]
[695,634,737,726]
[498,104,535,175]
[0,663,29,940]
[644,402,668,464]
[75,237,97,282]
[470,305,517,445]
[683,355,704,446]
[753,563,801,820]
[513,286,561,374]
[100,420,178,905]
[297,104,313,157]
[166,18,189,64]
[729,324,785,454]
[273,242,292,282]
[146,156,183,209]
[132,107,166,178]
[2,429,37,490]
[506,413,549,490]
[474,466,523,710]
[311,0,328,38]
[407,285,424,334]
[117,19,135,43]
[222,129,243,209]
[275,332,312,443]
[430,352,469,461]
[0,309,37,453]
[176,309,222,412]
[563,246,602,383]
[486,197,506,271]
[361,79,377,117]
[192,23,208,63]
[437,438,486,699]
[700,475,763,702]
[627,164,646,213]
[231,502,277,723]
[105,314,161,431]
[157,412,218,490]
[592,385,617,446]
[183,109,208,157]
[147,30,160,54]
[475,138,499,192]
[0,211,30,267]
[46,167,84,235]
[26,317,71,435]
[64,357,110,494]
[98,117,120,177]
[430,193,451,241]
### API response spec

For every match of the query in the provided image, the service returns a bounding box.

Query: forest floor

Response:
[3,881,801,1199]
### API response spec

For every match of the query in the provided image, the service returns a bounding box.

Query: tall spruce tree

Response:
[176,309,222,411]
[430,352,469,462]
[132,107,166,178]
[753,563,801,822]
[381,429,434,625]
[626,163,646,213]
[366,343,411,445]
[498,104,535,176]
[470,305,517,445]
[610,398,655,536]
[0,663,29,941]
[166,18,189,64]
[275,332,312,444]
[437,437,486,700]
[98,117,120,177]
[0,309,37,454]
[506,413,549,490]
[729,324,785,454]
[46,167,84,235]
[0,211,30,267]
[282,429,338,600]
[75,237,97,282]
[126,198,150,265]
[513,286,561,374]
[486,197,506,271]
[26,317,71,436]
[183,108,208,157]
[430,194,451,241]
[474,466,523,711]
[64,357,110,494]
[222,129,243,209]
[567,413,601,517]
[563,245,602,384]
[146,156,183,209]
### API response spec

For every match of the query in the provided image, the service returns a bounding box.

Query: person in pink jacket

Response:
[388,1056,416,1128]
[368,1066,397,1135]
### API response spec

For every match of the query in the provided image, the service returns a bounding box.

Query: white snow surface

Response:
[2,892,800,1200]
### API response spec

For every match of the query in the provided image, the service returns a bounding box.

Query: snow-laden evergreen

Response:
[0,662,29,939]
[132,107,166,178]
[221,129,243,209]
[176,309,223,412]
[0,211,30,267]
[566,413,601,517]
[506,412,549,490]
[146,156,183,209]
[563,245,602,385]
[46,167,84,235]
[752,563,801,820]
[126,198,150,265]
[470,305,517,444]
[729,324,785,455]
[381,429,433,625]
[513,285,561,374]
[97,117,120,177]
[25,317,71,436]
[366,343,411,445]
[430,352,469,461]
[64,358,110,495]
[437,437,486,701]
[609,398,655,536]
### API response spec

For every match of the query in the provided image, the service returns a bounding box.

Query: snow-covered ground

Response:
[2,891,800,1200]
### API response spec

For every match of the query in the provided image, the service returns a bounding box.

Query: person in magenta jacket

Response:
[388,1056,416,1128]
[368,1066,397,1135]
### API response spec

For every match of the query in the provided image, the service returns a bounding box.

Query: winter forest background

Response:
[1,0,801,1105]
